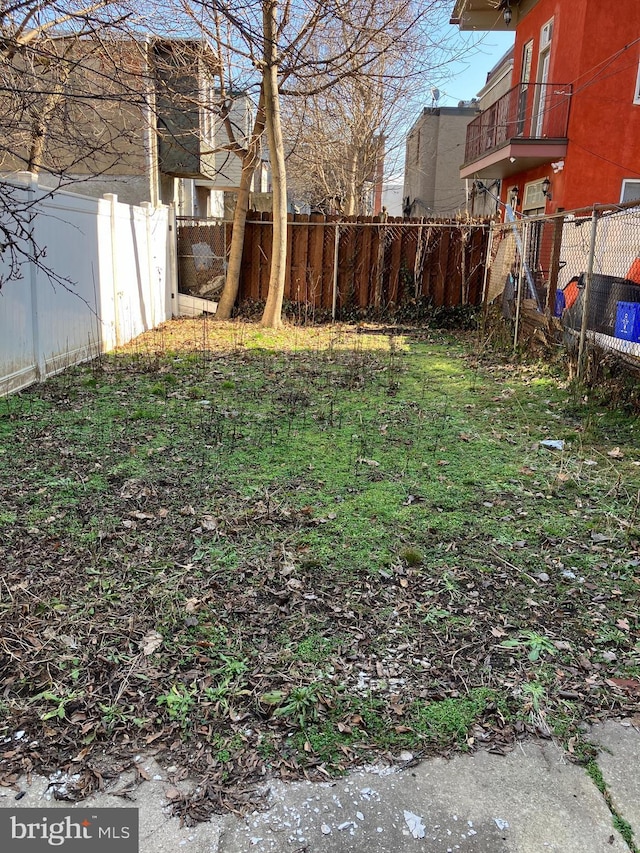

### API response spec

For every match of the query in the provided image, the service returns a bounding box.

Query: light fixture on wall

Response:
[542,177,552,200]
[500,0,512,26]
[509,186,519,207]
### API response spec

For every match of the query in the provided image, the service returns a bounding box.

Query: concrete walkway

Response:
[1,721,638,852]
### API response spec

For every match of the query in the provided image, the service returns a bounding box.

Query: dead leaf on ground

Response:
[135,763,151,781]
[140,630,163,656]
[606,678,640,694]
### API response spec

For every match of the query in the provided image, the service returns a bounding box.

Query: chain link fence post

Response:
[577,209,600,381]
[513,220,529,352]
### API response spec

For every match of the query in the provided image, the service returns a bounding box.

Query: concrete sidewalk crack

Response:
[586,758,638,853]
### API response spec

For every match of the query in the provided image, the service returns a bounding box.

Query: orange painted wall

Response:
[504,0,640,212]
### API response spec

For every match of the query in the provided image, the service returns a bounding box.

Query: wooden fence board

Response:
[340,223,358,310]
[359,222,374,307]
[259,212,272,300]
[307,213,326,307]
[435,228,450,306]
[285,212,295,298]
[388,228,404,305]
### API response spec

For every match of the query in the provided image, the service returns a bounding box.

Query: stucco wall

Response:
[507,0,640,211]
[404,107,477,218]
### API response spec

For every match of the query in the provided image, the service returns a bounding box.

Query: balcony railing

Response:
[464,82,572,165]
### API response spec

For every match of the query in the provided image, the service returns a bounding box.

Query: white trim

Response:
[634,60,640,105]
[621,179,640,203]
[521,40,533,85]
[533,25,553,138]
[523,179,546,213]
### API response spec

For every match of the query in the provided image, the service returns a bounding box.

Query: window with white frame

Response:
[621,179,640,204]
[523,180,546,214]
[540,19,553,49]
[200,77,216,149]
[634,60,640,105]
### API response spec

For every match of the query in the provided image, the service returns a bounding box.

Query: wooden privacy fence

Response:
[178,213,491,314]
[240,213,490,313]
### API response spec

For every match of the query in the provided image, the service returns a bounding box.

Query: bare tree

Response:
[282,1,455,218]
[0,0,148,287]
[258,0,288,327]
[0,0,454,317]
[186,0,451,326]
[283,73,388,216]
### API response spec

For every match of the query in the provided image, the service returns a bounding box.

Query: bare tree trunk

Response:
[214,151,255,320]
[27,63,72,173]
[260,0,288,329]
[215,92,265,320]
[344,146,358,216]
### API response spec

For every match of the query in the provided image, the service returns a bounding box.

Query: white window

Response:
[523,180,547,215]
[200,77,216,149]
[634,60,640,105]
[532,20,553,137]
[621,179,640,204]
[521,40,533,85]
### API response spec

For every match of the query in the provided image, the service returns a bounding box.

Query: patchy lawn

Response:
[0,319,638,820]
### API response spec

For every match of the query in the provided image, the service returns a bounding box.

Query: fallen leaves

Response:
[1,323,639,821]
[140,631,163,656]
[605,678,640,695]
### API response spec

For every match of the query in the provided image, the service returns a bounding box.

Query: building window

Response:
[523,180,546,215]
[634,61,640,105]
[200,77,216,148]
[621,179,640,203]
[532,19,554,137]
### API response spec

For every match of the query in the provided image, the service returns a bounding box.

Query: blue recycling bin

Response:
[614,301,640,342]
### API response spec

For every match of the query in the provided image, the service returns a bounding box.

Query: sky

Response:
[383,27,515,192]
[438,30,515,106]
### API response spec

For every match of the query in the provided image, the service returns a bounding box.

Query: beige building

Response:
[403,104,478,218]
[403,48,514,220]
[467,47,515,218]
[1,37,262,218]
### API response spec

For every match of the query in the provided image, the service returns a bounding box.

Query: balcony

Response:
[460,82,572,180]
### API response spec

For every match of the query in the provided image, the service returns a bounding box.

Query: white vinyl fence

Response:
[0,175,177,395]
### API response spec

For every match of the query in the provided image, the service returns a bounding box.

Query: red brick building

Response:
[451,0,640,215]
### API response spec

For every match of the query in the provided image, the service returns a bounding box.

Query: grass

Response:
[0,318,639,818]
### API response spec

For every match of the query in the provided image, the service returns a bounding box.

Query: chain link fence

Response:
[483,202,640,376]
[177,217,228,300]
